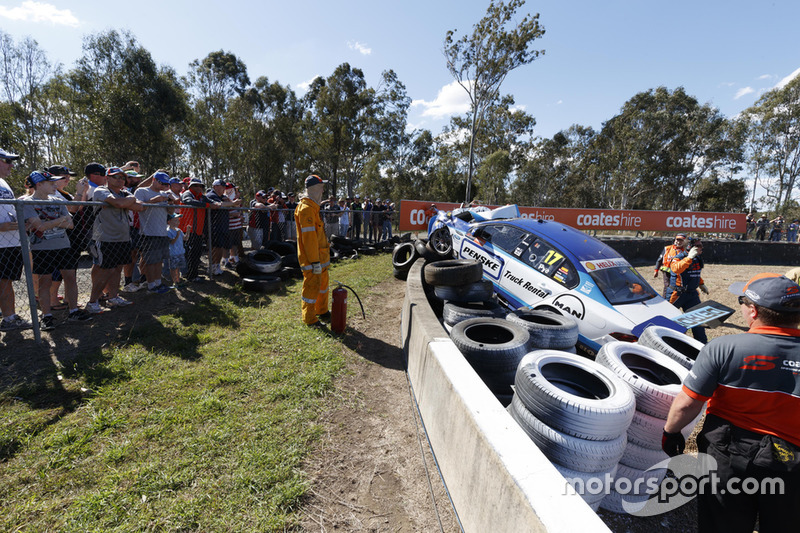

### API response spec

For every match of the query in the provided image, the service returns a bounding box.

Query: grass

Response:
[0,254,393,532]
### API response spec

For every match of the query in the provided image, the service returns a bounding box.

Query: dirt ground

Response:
[2,261,786,532]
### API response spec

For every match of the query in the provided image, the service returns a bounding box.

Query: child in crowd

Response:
[166,214,187,288]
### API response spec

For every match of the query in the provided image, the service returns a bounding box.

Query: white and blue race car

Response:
[427,205,693,356]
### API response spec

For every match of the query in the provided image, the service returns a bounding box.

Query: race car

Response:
[427,204,686,356]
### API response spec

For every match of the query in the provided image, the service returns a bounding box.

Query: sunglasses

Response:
[738,295,749,305]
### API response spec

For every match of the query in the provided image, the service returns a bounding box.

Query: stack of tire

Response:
[594,341,696,513]
[508,350,636,511]
[505,309,580,354]
[637,325,705,370]
[392,234,452,281]
[235,248,283,293]
[261,240,302,281]
[333,234,408,264]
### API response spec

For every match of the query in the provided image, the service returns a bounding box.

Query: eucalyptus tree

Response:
[742,75,800,213]
[443,0,545,203]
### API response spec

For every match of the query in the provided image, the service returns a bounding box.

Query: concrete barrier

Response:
[401,258,610,533]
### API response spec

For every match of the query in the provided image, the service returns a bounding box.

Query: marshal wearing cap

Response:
[729,273,800,313]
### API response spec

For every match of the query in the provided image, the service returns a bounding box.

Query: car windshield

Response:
[588,266,657,305]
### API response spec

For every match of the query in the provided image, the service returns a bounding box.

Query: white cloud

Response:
[296,75,321,94]
[411,81,471,119]
[556,100,563,105]
[757,74,772,80]
[775,67,800,90]
[0,1,78,26]
[734,87,755,99]
[347,41,371,56]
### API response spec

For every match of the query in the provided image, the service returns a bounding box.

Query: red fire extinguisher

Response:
[331,281,365,334]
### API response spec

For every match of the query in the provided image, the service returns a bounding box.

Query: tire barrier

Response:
[423,259,483,286]
[442,300,504,328]
[637,325,705,369]
[243,249,282,274]
[505,309,579,351]
[432,280,494,303]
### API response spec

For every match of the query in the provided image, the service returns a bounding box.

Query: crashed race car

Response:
[427,204,729,356]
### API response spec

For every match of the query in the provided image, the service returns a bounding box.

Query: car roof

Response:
[483,218,625,263]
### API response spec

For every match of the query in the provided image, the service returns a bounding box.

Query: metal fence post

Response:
[14,201,40,342]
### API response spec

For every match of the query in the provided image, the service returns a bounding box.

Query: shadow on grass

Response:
[340,327,406,371]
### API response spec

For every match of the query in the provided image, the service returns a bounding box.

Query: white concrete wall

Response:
[401,258,610,533]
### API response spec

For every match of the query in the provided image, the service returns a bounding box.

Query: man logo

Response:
[552,294,586,320]
[740,355,779,371]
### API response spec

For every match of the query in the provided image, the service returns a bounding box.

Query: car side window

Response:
[522,237,579,289]
[475,224,527,253]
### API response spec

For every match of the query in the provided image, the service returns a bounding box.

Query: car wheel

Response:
[450,317,530,385]
[423,259,483,286]
[241,274,282,293]
[595,342,688,418]
[506,309,579,350]
[637,325,704,369]
[244,250,282,274]
[442,300,503,327]
[433,280,494,302]
[508,395,627,472]
[427,226,453,258]
[392,242,418,270]
[513,350,636,441]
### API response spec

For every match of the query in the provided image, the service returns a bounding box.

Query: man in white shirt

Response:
[0,147,32,331]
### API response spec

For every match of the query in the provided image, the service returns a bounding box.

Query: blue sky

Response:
[2,0,799,140]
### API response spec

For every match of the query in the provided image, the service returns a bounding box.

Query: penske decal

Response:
[581,258,630,271]
[461,241,503,279]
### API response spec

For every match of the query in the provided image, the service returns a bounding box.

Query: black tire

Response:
[433,280,494,302]
[330,235,354,247]
[424,259,483,286]
[505,309,579,350]
[392,242,418,270]
[281,266,303,280]
[235,260,260,277]
[393,267,409,281]
[357,245,378,255]
[263,240,296,256]
[595,342,689,418]
[329,248,341,263]
[508,396,627,472]
[414,239,438,263]
[399,232,412,243]
[442,300,503,327]
[241,274,282,293]
[450,318,530,385]
[637,325,704,369]
[427,226,453,258]
[514,350,635,441]
[244,250,281,274]
[281,253,300,268]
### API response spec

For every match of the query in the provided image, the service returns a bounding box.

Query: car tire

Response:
[506,309,579,350]
[508,396,627,472]
[442,300,503,327]
[513,350,636,441]
[424,259,483,286]
[433,280,494,302]
[263,240,296,256]
[427,226,453,258]
[243,250,282,274]
[627,408,703,450]
[637,325,704,369]
[554,463,618,505]
[242,274,282,293]
[393,267,409,281]
[595,341,688,418]
[414,239,437,263]
[619,439,668,471]
[358,245,378,255]
[450,318,530,385]
[392,242,418,270]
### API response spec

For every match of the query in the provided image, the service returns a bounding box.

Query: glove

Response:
[662,430,686,457]
[687,247,699,259]
[700,284,709,294]
[311,262,322,275]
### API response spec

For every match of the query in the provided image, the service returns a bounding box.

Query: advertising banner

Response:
[399,200,746,234]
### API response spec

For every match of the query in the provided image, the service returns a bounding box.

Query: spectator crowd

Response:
[0,147,398,335]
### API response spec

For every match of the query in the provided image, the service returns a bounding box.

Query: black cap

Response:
[85,162,107,176]
[46,165,76,176]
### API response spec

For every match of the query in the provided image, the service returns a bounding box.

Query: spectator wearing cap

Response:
[85,167,145,313]
[337,198,350,237]
[267,189,286,242]
[167,177,184,202]
[769,215,785,242]
[662,273,800,532]
[321,195,340,238]
[284,192,298,240]
[248,190,269,250]
[22,171,92,329]
[371,198,384,242]
[787,219,799,243]
[756,214,769,241]
[206,179,240,275]
[381,199,394,240]
[120,169,147,293]
[295,175,331,328]
[69,162,107,257]
[134,171,173,293]
[0,147,33,332]
[350,195,362,240]
[46,165,80,311]
[180,178,219,282]
[667,238,708,343]
[166,213,186,288]
[363,197,373,242]
[225,183,244,267]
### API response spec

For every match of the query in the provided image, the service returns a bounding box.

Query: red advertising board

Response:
[399,200,746,233]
